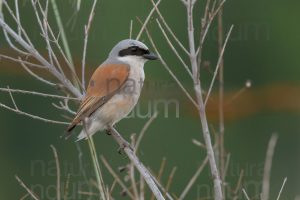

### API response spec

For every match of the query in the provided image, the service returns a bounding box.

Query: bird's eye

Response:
[131,47,138,52]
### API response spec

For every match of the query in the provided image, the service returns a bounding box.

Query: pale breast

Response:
[93,63,145,125]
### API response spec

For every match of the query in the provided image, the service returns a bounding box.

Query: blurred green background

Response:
[0,0,300,199]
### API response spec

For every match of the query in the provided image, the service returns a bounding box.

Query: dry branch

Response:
[261,134,278,200]
[108,127,165,200]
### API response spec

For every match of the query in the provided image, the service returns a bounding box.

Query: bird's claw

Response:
[117,141,134,154]
[105,129,111,135]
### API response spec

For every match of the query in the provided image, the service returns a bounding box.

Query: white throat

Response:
[117,56,146,68]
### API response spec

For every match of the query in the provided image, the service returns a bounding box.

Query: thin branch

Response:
[135,111,158,153]
[185,0,223,198]
[136,0,161,40]
[129,134,139,199]
[156,19,193,78]
[149,173,174,200]
[0,11,29,55]
[129,20,133,39]
[100,155,135,199]
[232,170,244,200]
[2,0,33,46]
[0,54,44,68]
[140,173,145,200]
[15,176,39,200]
[63,174,71,200]
[150,0,190,55]
[0,102,69,125]
[226,80,252,105]
[261,134,278,200]
[140,18,198,108]
[164,167,177,198]
[276,177,287,200]
[151,157,167,200]
[52,100,77,115]
[0,17,82,97]
[242,188,250,200]
[196,0,226,56]
[84,123,108,200]
[7,86,19,110]
[20,193,30,200]
[192,139,206,149]
[0,87,80,100]
[217,4,225,192]
[50,0,75,69]
[109,179,117,198]
[179,156,208,200]
[20,61,56,86]
[82,0,97,89]
[50,145,61,200]
[108,127,165,200]
[204,25,234,106]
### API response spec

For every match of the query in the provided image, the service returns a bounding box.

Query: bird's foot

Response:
[105,129,111,135]
[117,141,134,154]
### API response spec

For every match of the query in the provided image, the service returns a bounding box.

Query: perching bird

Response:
[67,39,158,141]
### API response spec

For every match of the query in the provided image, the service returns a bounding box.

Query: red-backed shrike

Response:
[67,39,158,140]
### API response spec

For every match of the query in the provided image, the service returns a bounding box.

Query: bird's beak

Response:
[143,52,158,60]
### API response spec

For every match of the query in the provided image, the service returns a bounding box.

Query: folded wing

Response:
[67,63,130,133]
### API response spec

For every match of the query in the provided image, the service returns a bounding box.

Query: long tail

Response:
[76,129,97,141]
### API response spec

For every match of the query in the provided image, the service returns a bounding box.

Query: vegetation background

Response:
[0,0,299,199]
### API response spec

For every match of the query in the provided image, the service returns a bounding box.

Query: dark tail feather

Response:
[63,120,79,139]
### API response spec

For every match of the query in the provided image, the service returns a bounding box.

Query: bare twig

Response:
[63,174,71,200]
[100,155,135,199]
[204,25,234,106]
[50,145,61,200]
[140,173,145,200]
[20,61,56,86]
[82,0,97,89]
[7,86,19,110]
[129,20,133,39]
[136,0,161,40]
[0,87,80,100]
[164,167,177,198]
[135,111,158,153]
[150,0,189,55]
[185,0,223,198]
[242,188,250,200]
[20,193,30,200]
[276,177,287,200]
[226,80,252,105]
[149,173,174,200]
[217,5,225,191]
[261,134,278,200]
[50,0,74,69]
[232,170,244,200]
[84,122,107,200]
[0,54,44,68]
[179,157,208,200]
[129,134,139,199]
[52,100,77,115]
[151,157,167,200]
[108,127,165,200]
[0,102,69,125]
[140,18,198,108]
[0,9,29,56]
[0,16,82,97]
[192,139,206,149]
[156,19,193,78]
[15,175,39,200]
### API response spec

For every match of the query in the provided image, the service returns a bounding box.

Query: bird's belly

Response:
[94,92,140,125]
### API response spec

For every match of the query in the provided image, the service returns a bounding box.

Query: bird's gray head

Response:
[108,39,158,65]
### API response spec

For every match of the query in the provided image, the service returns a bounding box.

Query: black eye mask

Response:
[119,46,150,57]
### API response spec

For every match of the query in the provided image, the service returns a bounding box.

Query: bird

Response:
[67,39,158,141]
